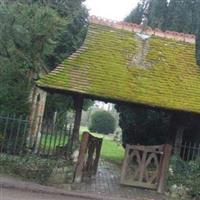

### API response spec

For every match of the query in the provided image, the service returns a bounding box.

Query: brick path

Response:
[71,160,168,200]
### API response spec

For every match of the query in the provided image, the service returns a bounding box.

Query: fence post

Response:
[192,143,196,160]
[157,144,172,193]
[182,141,187,160]
[198,144,200,157]
[187,142,192,161]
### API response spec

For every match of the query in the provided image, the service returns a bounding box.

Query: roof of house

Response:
[37,16,200,114]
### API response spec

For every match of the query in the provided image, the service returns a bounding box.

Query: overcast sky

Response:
[84,0,139,21]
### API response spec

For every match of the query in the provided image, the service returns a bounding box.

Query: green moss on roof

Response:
[37,23,200,114]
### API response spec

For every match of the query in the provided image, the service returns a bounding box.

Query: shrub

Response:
[0,154,56,183]
[89,110,116,134]
[167,155,200,200]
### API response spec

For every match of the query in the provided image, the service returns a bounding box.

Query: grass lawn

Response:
[40,133,68,150]
[101,139,124,165]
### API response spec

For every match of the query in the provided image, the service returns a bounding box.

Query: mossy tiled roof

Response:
[37,23,200,114]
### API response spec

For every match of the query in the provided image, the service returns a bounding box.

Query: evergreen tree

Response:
[166,0,185,32]
[125,0,168,30]
[125,0,146,24]
[148,0,168,30]
[0,0,89,116]
[196,23,200,66]
[125,0,200,34]
[0,2,66,115]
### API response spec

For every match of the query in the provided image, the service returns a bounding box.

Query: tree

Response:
[125,0,200,34]
[89,111,116,134]
[148,0,168,30]
[0,2,67,115]
[125,0,146,24]
[125,0,168,30]
[0,61,30,115]
[0,0,89,115]
[196,21,200,66]
[115,104,170,147]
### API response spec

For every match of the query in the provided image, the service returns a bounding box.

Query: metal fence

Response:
[173,142,200,161]
[0,113,74,158]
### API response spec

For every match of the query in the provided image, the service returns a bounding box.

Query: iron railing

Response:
[0,114,74,158]
[173,142,200,161]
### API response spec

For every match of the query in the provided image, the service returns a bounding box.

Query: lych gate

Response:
[30,16,199,193]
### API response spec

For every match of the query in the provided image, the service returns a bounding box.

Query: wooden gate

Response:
[73,131,103,183]
[121,144,172,193]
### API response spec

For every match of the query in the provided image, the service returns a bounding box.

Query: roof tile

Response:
[37,23,200,114]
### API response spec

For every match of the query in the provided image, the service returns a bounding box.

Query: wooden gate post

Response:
[73,132,103,183]
[72,94,84,149]
[73,132,89,183]
[157,144,172,193]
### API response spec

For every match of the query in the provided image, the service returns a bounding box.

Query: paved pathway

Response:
[0,188,87,200]
[72,160,168,200]
[0,174,129,200]
[0,160,169,200]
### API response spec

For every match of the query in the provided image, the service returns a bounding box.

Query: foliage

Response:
[148,0,168,30]
[0,0,88,115]
[125,0,168,30]
[116,102,200,147]
[166,0,200,34]
[0,2,66,76]
[0,2,65,115]
[115,104,170,146]
[168,155,200,199]
[125,0,146,24]
[89,110,116,135]
[0,64,30,115]
[125,0,200,34]
[0,154,57,183]
[196,23,200,66]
